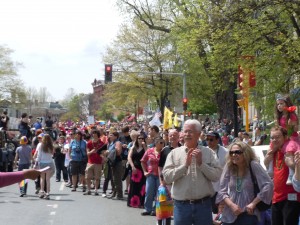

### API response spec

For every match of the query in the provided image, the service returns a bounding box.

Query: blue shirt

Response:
[70,140,87,161]
[33,122,42,130]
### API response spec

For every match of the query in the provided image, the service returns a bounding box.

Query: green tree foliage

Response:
[102,19,183,115]
[60,93,88,122]
[118,0,300,121]
[0,45,26,104]
[95,101,114,121]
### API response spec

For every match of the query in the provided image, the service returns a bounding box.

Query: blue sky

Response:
[0,0,123,100]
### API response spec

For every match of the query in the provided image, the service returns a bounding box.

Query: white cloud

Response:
[0,0,122,100]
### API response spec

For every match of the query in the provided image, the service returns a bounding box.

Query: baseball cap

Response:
[20,136,28,145]
[206,131,220,139]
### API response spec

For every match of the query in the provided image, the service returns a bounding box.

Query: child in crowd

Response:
[155,185,173,225]
[213,203,224,225]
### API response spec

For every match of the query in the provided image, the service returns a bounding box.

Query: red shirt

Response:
[141,147,160,176]
[86,139,104,164]
[221,136,229,146]
[272,150,300,203]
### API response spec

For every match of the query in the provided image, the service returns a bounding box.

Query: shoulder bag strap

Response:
[249,162,260,195]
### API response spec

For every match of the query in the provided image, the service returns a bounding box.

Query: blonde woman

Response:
[216,141,273,225]
[36,134,55,199]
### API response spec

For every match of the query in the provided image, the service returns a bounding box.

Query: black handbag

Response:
[249,162,272,211]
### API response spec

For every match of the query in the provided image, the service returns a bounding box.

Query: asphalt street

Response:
[0,177,157,225]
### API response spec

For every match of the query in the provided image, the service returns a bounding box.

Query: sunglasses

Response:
[206,138,215,142]
[229,150,243,156]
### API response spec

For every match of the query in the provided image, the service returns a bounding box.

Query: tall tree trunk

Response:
[214,75,236,121]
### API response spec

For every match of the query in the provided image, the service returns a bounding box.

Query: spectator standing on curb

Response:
[84,130,104,196]
[264,126,300,225]
[141,136,164,216]
[163,119,222,225]
[206,131,228,214]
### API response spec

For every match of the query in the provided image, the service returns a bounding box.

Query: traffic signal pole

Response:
[183,73,187,118]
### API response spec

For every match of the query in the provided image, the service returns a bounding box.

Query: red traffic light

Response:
[105,64,113,83]
[183,98,188,111]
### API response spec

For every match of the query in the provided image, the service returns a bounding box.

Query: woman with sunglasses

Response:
[216,141,273,225]
[141,136,164,216]
[127,132,147,208]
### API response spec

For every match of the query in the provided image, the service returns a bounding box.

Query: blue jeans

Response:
[174,198,213,225]
[144,174,159,213]
[223,212,258,225]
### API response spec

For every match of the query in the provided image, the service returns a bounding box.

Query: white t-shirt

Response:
[36,143,53,163]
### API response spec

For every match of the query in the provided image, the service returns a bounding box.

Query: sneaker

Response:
[83,190,91,195]
[141,211,151,216]
[107,193,116,199]
[102,193,107,198]
[20,193,25,197]
[124,189,128,195]
[44,194,50,200]
[39,192,45,198]
[35,188,41,194]
[150,211,156,216]
[111,196,124,200]
[94,191,99,196]
[82,187,87,192]
[56,179,60,182]
[71,188,76,192]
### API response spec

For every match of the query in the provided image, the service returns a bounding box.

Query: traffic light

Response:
[238,65,249,97]
[238,65,243,91]
[105,64,113,83]
[183,97,188,111]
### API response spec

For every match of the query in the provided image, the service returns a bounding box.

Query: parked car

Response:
[252,145,270,170]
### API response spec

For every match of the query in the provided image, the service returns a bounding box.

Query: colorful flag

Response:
[149,114,162,127]
[173,113,179,127]
[163,107,173,129]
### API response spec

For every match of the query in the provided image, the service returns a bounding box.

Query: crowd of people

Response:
[1,93,300,225]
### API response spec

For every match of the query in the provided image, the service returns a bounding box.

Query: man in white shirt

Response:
[163,119,222,225]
